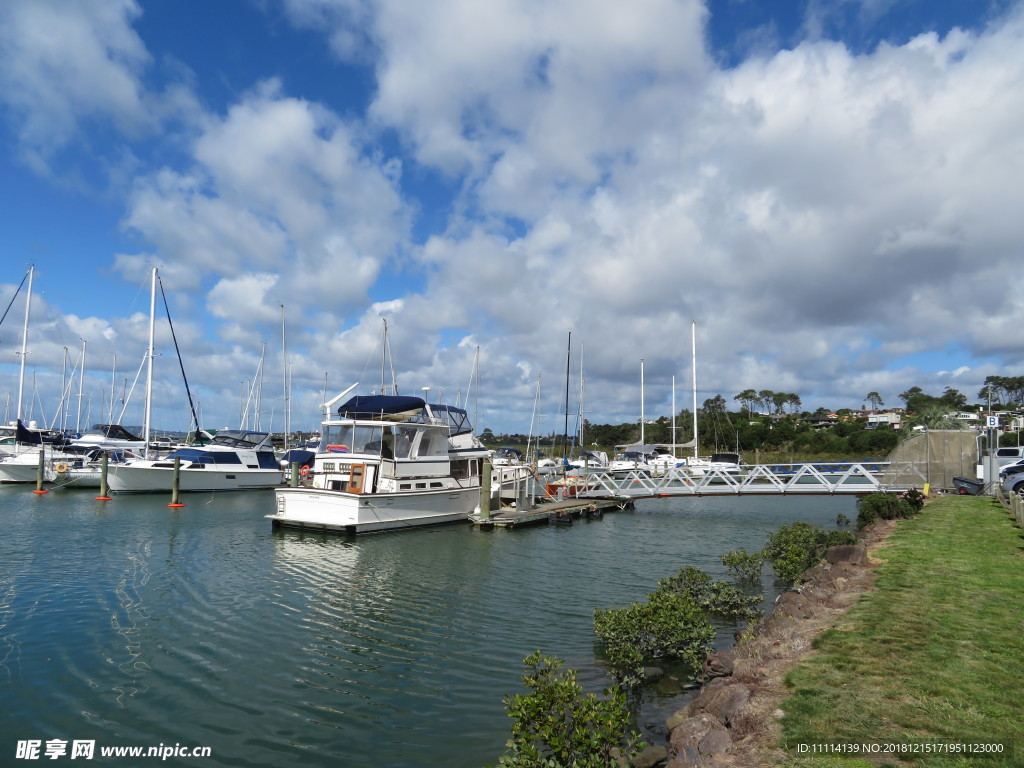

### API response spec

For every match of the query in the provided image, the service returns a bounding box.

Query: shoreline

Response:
[659,517,899,767]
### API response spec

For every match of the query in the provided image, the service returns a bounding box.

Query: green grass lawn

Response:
[778,495,1024,767]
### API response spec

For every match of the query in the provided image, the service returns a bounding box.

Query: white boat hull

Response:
[52,468,105,488]
[270,485,479,534]
[0,462,52,484]
[0,450,78,483]
[108,464,284,493]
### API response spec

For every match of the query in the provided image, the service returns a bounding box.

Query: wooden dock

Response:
[469,497,633,529]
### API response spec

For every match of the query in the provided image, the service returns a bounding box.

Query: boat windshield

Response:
[209,431,268,448]
[319,424,419,459]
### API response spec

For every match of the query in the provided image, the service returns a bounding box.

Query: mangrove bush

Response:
[762,521,857,584]
[493,651,645,768]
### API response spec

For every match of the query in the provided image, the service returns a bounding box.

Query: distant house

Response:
[866,412,901,429]
[807,414,839,430]
[952,411,981,423]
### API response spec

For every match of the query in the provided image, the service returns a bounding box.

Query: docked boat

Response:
[72,423,147,451]
[567,450,609,472]
[0,424,17,458]
[490,446,532,501]
[681,452,743,478]
[107,430,284,493]
[533,453,562,475]
[269,393,489,534]
[608,447,653,477]
[0,420,80,484]
[50,447,139,488]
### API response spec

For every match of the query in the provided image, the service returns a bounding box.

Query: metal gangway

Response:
[559,461,922,499]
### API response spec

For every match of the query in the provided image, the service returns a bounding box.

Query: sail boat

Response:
[106,268,284,493]
[679,322,741,478]
[0,266,87,483]
[565,340,608,473]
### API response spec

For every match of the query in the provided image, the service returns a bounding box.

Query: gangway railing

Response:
[554,461,919,499]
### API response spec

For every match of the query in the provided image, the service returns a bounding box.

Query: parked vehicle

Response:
[1001,466,1024,496]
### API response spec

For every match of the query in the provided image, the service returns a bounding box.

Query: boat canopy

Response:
[87,424,143,441]
[421,404,473,437]
[15,419,69,446]
[709,452,741,464]
[336,395,426,421]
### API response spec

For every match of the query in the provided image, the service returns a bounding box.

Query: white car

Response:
[1001,465,1024,495]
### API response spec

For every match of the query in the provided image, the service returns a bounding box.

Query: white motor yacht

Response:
[270,393,489,534]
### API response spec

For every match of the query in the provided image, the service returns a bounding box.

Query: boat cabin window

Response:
[389,426,418,459]
[320,425,384,456]
[418,429,449,457]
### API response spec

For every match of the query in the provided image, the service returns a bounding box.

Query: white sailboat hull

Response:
[0,449,79,483]
[108,464,283,493]
[270,485,479,534]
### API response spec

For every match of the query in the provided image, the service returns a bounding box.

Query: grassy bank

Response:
[779,495,1024,767]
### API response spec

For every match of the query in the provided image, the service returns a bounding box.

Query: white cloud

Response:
[0,0,153,173]
[121,81,411,313]
[5,1,1024,432]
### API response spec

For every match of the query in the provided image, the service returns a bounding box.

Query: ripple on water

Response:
[0,489,856,767]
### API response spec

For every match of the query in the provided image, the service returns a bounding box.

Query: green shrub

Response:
[494,651,645,768]
[594,589,715,686]
[901,488,925,511]
[763,522,857,584]
[656,566,762,619]
[721,549,766,582]
[856,491,919,529]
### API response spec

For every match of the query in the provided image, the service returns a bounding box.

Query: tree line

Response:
[481,381,1024,458]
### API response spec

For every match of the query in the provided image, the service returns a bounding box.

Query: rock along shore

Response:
[655,519,899,768]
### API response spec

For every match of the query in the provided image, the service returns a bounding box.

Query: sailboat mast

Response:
[691,321,698,458]
[563,331,571,460]
[527,373,541,463]
[77,339,86,433]
[672,374,676,456]
[640,358,645,445]
[16,265,33,422]
[380,317,388,395]
[107,355,116,425]
[578,341,585,452]
[281,305,289,450]
[144,267,156,459]
[59,347,69,431]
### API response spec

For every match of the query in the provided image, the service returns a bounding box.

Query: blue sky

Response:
[1,0,1022,436]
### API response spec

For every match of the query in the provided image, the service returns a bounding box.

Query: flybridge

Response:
[335,395,426,421]
[331,395,477,438]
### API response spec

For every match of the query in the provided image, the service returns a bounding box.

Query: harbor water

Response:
[0,485,856,767]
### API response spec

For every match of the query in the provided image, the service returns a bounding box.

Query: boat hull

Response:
[108,465,284,493]
[270,486,479,534]
[0,451,69,483]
